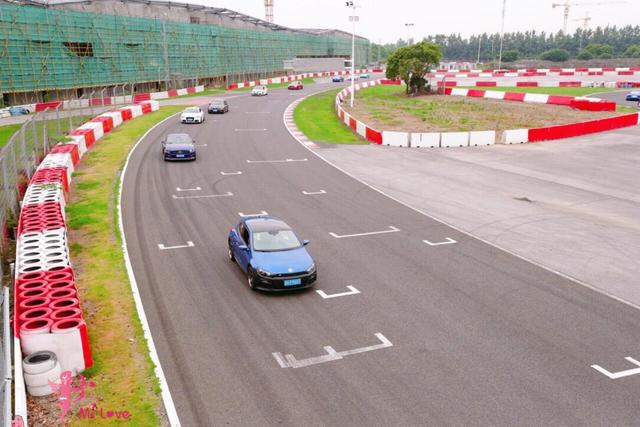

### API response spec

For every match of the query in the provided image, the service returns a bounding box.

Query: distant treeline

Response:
[371,26,640,62]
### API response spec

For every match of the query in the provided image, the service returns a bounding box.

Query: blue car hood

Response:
[251,247,313,274]
[165,144,193,152]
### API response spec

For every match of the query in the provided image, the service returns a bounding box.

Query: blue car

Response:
[9,106,30,116]
[161,133,196,161]
[228,216,317,291]
[625,91,640,101]
[332,75,345,82]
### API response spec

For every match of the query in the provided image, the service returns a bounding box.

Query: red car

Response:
[288,81,303,90]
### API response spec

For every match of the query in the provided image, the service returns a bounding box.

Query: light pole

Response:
[497,0,506,70]
[477,36,482,65]
[404,23,414,45]
[346,1,359,108]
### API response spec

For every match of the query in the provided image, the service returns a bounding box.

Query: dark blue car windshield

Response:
[252,230,300,251]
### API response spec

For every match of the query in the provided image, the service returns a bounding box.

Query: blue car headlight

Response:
[306,263,316,273]
[256,268,273,277]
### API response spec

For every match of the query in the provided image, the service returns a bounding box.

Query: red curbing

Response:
[528,113,638,142]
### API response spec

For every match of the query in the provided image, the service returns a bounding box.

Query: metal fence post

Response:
[56,103,61,138]
[88,90,95,117]
[20,128,30,180]
[42,111,49,155]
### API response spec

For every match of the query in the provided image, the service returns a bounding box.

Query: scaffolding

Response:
[0,3,370,97]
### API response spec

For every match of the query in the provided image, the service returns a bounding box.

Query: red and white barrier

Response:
[227,69,375,90]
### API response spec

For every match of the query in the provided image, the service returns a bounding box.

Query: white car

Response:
[251,85,268,96]
[180,107,205,124]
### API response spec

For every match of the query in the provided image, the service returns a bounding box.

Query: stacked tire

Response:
[14,101,157,398]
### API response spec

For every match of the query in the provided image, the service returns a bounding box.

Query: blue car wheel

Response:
[247,267,256,290]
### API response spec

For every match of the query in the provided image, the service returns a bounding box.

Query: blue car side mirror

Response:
[238,244,248,251]
[303,240,310,246]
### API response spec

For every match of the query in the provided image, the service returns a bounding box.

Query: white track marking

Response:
[591,357,640,379]
[234,128,267,132]
[302,190,327,195]
[272,333,392,369]
[119,111,182,427]
[246,158,308,164]
[245,111,271,114]
[176,187,201,192]
[423,237,457,246]
[316,286,360,299]
[158,241,195,250]
[282,92,640,312]
[239,211,268,217]
[172,192,233,200]
[220,171,243,176]
[329,226,400,239]
[195,144,208,147]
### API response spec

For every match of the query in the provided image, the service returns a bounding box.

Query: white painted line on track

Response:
[158,241,195,251]
[239,211,268,217]
[272,333,392,369]
[195,144,208,147]
[234,128,267,132]
[316,286,360,299]
[423,237,457,246]
[281,90,640,312]
[246,158,308,164]
[591,357,640,379]
[176,187,201,192]
[221,171,243,176]
[302,190,327,195]
[329,226,400,239]
[172,192,233,200]
[119,111,182,427]
[245,111,271,114]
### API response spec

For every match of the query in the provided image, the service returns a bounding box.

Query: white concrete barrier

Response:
[469,130,496,146]
[484,90,506,100]
[451,88,469,96]
[150,91,169,100]
[78,122,104,141]
[382,131,409,147]
[410,132,440,148]
[523,93,550,104]
[502,128,529,144]
[67,135,87,157]
[441,132,469,147]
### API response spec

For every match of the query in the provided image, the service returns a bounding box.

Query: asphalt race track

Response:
[121,80,640,426]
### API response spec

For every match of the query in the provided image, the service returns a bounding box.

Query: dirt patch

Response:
[344,89,620,133]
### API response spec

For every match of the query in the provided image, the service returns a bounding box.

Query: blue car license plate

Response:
[284,278,301,287]
[176,154,184,158]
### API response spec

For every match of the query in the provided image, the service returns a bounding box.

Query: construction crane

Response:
[573,13,591,31]
[265,0,274,23]
[552,0,627,34]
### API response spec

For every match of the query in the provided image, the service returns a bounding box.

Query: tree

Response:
[624,44,640,57]
[502,49,519,62]
[386,41,442,94]
[540,48,570,62]
[584,43,614,58]
[577,49,593,60]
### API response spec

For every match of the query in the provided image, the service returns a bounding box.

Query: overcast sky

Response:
[191,0,640,43]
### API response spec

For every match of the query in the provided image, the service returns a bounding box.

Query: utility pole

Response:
[477,37,482,65]
[405,23,414,45]
[162,14,170,90]
[346,1,359,108]
[497,0,506,70]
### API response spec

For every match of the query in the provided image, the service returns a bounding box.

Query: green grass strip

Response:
[293,88,366,144]
[0,123,22,150]
[64,106,182,426]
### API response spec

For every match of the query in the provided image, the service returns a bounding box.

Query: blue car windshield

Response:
[252,230,301,251]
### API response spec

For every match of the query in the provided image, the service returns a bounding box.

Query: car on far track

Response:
[346,75,358,82]
[332,75,345,82]
[162,133,196,161]
[359,73,370,79]
[625,91,640,101]
[228,215,317,291]
[208,99,229,114]
[288,80,304,90]
[251,85,268,96]
[180,107,205,124]
[9,106,30,116]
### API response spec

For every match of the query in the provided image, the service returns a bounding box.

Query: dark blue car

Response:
[625,91,640,101]
[162,133,196,161]
[228,216,316,291]
[332,75,345,82]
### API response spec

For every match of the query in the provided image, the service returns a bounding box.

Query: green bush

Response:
[624,44,640,58]
[577,49,593,60]
[502,49,519,62]
[540,49,570,62]
[584,43,614,59]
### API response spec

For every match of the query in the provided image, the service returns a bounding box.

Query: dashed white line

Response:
[246,158,308,164]
[158,241,195,250]
[591,357,640,379]
[239,211,268,217]
[316,286,360,299]
[329,226,400,239]
[245,111,271,114]
[176,187,201,192]
[302,190,326,195]
[423,237,457,246]
[235,128,267,132]
[172,192,233,199]
[220,171,243,176]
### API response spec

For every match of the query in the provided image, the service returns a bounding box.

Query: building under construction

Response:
[0,0,370,104]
